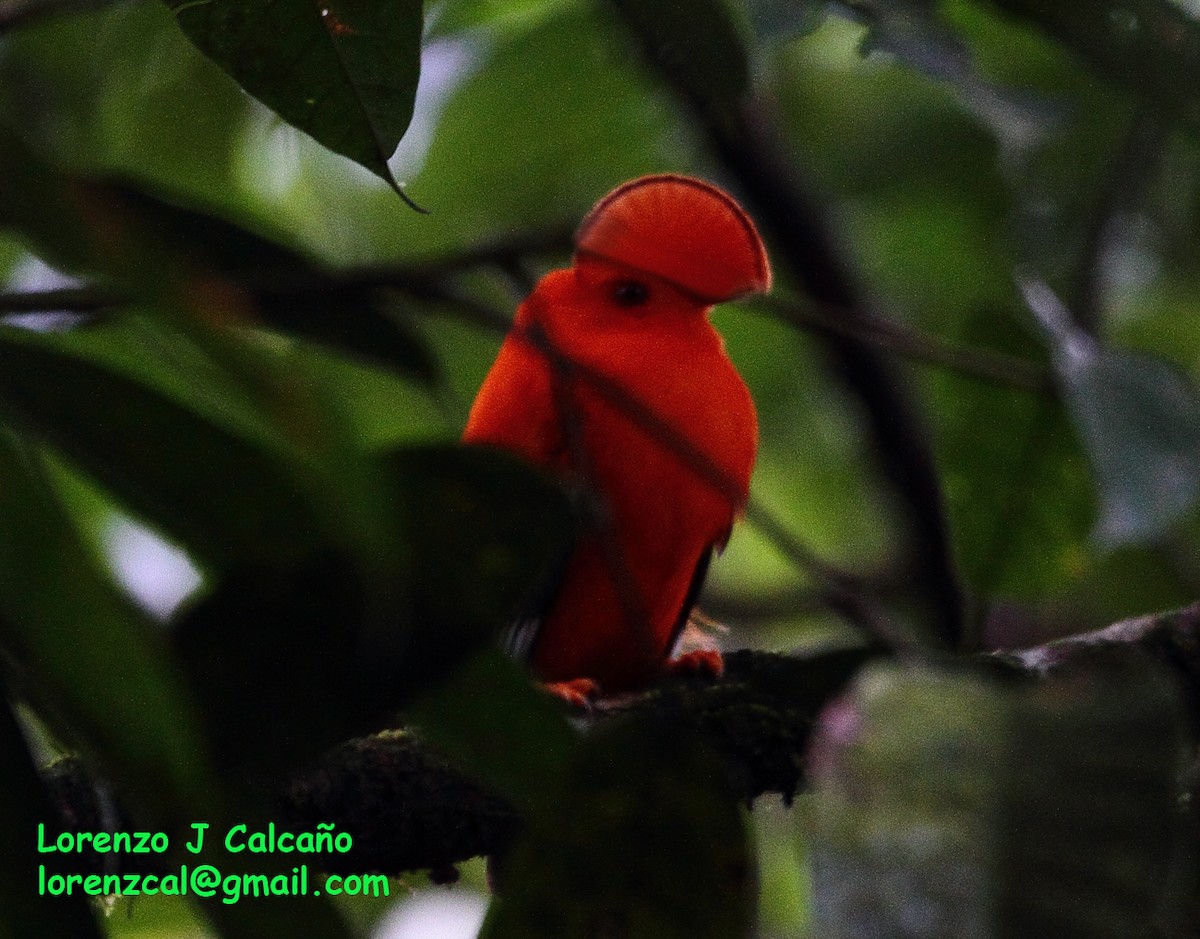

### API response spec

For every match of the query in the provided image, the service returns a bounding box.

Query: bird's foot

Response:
[543,677,602,710]
[667,649,725,679]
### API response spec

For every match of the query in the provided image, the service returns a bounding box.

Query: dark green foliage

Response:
[91,180,439,379]
[0,431,215,823]
[163,0,424,202]
[482,714,753,939]
[0,0,1199,936]
[0,326,324,567]
[173,446,573,776]
[0,694,104,939]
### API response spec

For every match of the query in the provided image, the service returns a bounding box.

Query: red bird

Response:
[464,175,770,703]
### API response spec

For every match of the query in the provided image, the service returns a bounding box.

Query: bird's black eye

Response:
[612,280,650,308]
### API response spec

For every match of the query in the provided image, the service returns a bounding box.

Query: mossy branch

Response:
[42,605,1200,879]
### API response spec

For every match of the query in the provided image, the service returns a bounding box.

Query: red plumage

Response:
[464,175,769,695]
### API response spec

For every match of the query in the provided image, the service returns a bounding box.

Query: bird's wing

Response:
[462,336,565,468]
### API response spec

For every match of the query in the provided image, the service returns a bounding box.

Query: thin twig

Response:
[1069,105,1168,332]
[0,277,1054,393]
[759,295,1054,394]
[741,500,922,648]
[0,227,574,316]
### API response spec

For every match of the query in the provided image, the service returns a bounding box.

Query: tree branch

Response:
[41,647,872,877]
[759,295,1054,395]
[40,603,1200,880]
[1004,602,1200,726]
[0,276,1053,394]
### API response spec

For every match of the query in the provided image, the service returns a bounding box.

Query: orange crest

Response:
[574,174,771,303]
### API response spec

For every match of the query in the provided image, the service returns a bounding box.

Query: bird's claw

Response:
[543,677,602,710]
[667,649,725,679]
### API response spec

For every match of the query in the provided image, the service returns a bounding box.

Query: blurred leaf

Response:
[172,549,376,776]
[0,138,436,587]
[0,132,437,378]
[743,0,827,45]
[163,0,424,202]
[406,650,579,811]
[429,0,569,37]
[1060,345,1200,546]
[0,125,110,278]
[809,659,1184,938]
[389,445,573,646]
[98,179,439,380]
[607,0,750,127]
[982,0,1200,128]
[0,124,252,297]
[0,432,216,823]
[844,0,1058,145]
[173,444,574,776]
[483,712,753,939]
[0,136,443,581]
[929,314,1094,599]
[0,2,252,215]
[1023,278,1200,545]
[0,693,103,939]
[40,315,312,461]
[0,325,323,566]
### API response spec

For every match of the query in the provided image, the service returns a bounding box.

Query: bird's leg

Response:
[543,677,602,709]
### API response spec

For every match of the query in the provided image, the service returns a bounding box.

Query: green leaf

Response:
[0,126,108,279]
[0,132,439,587]
[0,125,268,297]
[0,325,323,567]
[808,660,1185,939]
[172,548,378,775]
[0,433,216,823]
[163,0,424,204]
[483,712,753,939]
[0,696,103,939]
[388,445,574,651]
[278,4,698,260]
[172,445,574,776]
